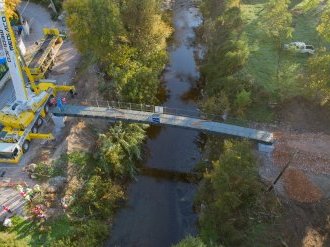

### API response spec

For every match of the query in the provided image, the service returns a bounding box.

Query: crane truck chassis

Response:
[0,0,76,164]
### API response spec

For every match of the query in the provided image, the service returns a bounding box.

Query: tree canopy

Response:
[260,0,293,46]
[65,0,171,104]
[97,122,146,178]
[200,0,252,116]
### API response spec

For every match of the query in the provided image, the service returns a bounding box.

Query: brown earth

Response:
[45,62,108,197]
[277,97,330,134]
[283,168,323,203]
[273,98,330,202]
[273,132,330,175]
[269,98,330,246]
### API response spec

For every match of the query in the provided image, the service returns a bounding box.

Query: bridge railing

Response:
[66,99,272,129]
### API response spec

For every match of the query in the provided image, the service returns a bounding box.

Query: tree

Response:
[97,123,146,178]
[196,141,265,246]
[201,91,230,116]
[65,0,124,60]
[234,89,252,116]
[65,0,171,104]
[78,175,125,217]
[317,5,330,42]
[200,0,252,117]
[121,0,172,58]
[306,51,330,105]
[261,0,293,83]
[261,0,293,47]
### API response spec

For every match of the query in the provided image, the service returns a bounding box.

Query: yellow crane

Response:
[0,0,76,164]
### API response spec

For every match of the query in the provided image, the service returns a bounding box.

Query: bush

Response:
[34,162,65,179]
[173,236,207,247]
[196,140,274,246]
[49,219,108,247]
[0,232,28,247]
[71,175,125,218]
[98,123,146,178]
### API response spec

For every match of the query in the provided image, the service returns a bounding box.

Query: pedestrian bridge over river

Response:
[51,100,274,144]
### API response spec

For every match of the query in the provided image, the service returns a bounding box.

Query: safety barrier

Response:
[66,99,273,129]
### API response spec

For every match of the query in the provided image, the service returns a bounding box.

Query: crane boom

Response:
[0,0,28,101]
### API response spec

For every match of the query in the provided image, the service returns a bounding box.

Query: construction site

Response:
[0,0,329,246]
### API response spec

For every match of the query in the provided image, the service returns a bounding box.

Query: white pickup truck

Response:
[284,42,315,54]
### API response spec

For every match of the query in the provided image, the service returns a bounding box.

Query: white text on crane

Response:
[0,16,13,63]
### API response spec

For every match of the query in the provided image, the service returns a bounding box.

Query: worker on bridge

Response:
[57,97,64,112]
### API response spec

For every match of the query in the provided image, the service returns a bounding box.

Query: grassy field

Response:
[241,0,327,121]
[0,215,74,246]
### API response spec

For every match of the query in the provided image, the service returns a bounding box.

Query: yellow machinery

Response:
[25,28,64,81]
[0,101,54,164]
[0,0,76,163]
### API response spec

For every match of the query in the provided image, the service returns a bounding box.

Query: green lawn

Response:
[0,215,74,247]
[240,0,327,121]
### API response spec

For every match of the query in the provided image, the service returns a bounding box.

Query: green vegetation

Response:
[176,141,279,247]
[0,123,146,246]
[200,0,252,118]
[0,64,8,80]
[200,0,330,122]
[65,0,171,104]
[4,1,173,246]
[98,122,147,178]
[241,0,330,108]
[306,50,330,105]
[0,214,108,247]
[196,141,275,245]
[187,1,330,246]
[173,236,207,247]
[260,0,293,47]
[33,160,66,180]
[1,2,162,244]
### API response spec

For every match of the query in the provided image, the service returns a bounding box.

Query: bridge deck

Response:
[52,105,274,144]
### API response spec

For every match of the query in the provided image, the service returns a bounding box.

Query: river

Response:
[108,2,202,246]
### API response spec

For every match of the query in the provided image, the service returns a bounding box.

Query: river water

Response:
[108,2,202,246]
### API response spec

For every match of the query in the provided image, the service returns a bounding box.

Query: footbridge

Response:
[51,100,274,144]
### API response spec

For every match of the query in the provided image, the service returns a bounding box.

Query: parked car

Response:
[284,42,315,54]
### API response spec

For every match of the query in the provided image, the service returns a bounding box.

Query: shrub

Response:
[33,162,65,179]
[173,236,207,247]
[196,140,270,246]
